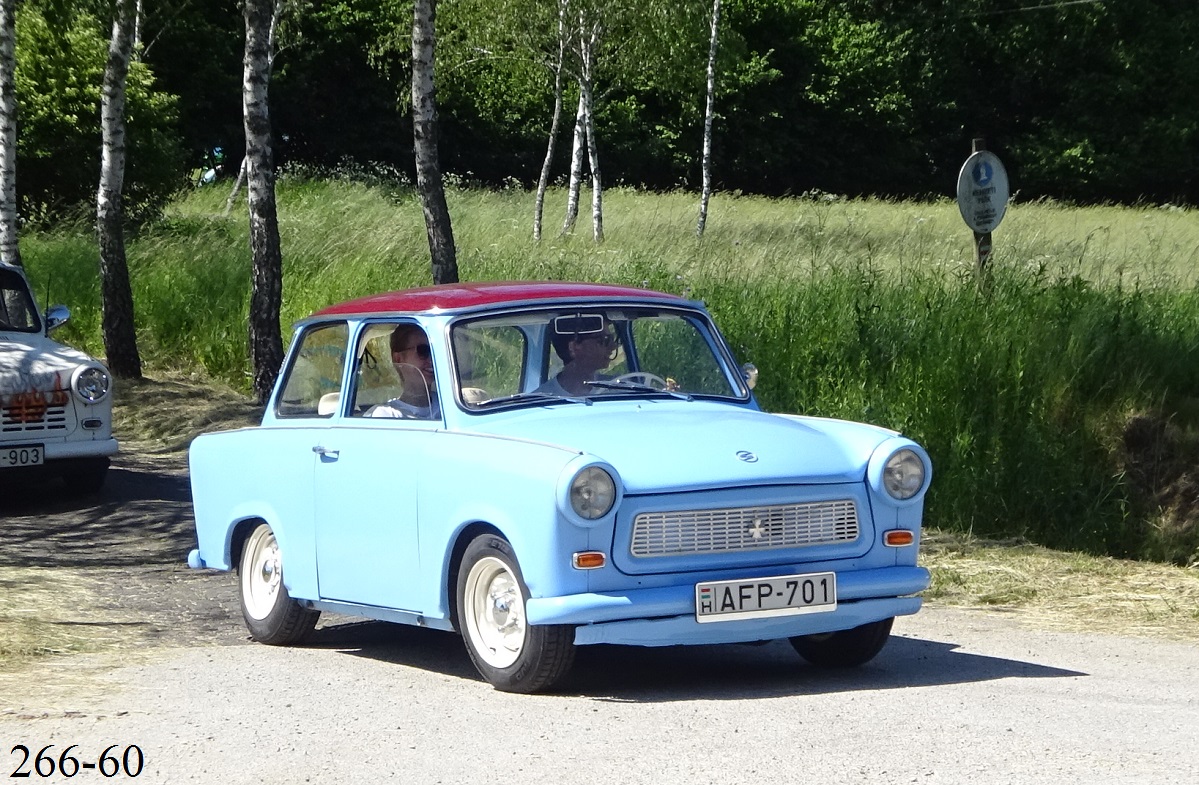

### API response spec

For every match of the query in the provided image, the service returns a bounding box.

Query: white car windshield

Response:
[0,268,40,333]
[451,306,746,409]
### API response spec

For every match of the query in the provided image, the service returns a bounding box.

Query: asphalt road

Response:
[3,454,1197,784]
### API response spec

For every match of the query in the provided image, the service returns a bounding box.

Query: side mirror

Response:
[44,304,70,333]
[741,363,758,390]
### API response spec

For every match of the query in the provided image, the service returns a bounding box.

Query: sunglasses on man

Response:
[400,343,433,359]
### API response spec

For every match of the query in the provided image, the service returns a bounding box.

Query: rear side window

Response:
[275,322,349,418]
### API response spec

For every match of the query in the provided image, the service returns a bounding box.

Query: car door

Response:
[312,321,435,612]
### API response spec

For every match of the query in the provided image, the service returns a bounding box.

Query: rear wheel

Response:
[789,618,894,668]
[238,523,318,644]
[456,534,575,693]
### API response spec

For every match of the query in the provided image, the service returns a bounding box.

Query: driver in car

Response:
[536,316,619,397]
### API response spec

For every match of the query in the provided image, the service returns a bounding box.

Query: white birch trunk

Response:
[412,0,458,284]
[579,23,603,243]
[243,0,285,403]
[97,0,141,377]
[534,0,570,242]
[561,91,586,236]
[696,0,721,238]
[0,0,20,266]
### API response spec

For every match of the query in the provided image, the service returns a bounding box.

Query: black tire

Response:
[789,617,894,668]
[237,523,319,645]
[65,458,109,495]
[456,534,575,693]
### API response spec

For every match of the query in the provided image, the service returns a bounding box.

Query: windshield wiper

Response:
[477,391,593,407]
[584,380,693,401]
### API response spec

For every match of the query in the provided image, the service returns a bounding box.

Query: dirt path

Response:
[0,449,247,654]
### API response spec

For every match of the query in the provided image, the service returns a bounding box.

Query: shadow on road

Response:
[0,452,194,568]
[303,617,1086,701]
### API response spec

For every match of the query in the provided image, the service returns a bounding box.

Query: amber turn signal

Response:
[883,530,915,547]
[572,551,606,569]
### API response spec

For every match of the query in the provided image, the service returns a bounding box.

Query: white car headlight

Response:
[569,466,616,520]
[73,366,111,403]
[883,448,925,500]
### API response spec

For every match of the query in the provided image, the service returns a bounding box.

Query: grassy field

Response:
[19,174,1199,566]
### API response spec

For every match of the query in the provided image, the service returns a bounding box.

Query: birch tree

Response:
[560,5,602,242]
[243,0,284,403]
[577,16,602,242]
[560,91,586,236]
[533,0,569,242]
[412,0,457,285]
[696,0,720,238]
[0,0,19,267]
[97,0,142,378]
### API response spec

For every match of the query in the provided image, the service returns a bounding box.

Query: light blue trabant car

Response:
[188,281,932,692]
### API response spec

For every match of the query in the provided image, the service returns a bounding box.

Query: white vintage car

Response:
[0,261,117,493]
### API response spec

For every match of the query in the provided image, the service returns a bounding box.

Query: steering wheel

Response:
[612,371,669,390]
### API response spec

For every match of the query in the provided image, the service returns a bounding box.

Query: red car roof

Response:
[311,281,686,317]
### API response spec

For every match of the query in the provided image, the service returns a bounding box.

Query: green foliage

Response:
[14,6,185,225]
[138,0,242,169]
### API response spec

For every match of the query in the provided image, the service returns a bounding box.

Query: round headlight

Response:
[74,366,111,403]
[883,449,925,500]
[569,466,616,520]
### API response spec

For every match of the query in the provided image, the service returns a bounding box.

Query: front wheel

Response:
[238,523,319,645]
[456,535,575,693]
[789,617,894,668]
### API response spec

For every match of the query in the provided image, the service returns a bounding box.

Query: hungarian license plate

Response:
[0,444,44,468]
[695,571,836,623]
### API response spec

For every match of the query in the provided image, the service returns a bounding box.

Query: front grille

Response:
[630,499,859,557]
[1,400,69,433]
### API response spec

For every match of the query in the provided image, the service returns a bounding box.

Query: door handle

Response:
[312,445,340,459]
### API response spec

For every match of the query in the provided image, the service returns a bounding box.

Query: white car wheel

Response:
[242,525,284,621]
[238,523,319,644]
[456,535,576,692]
[462,555,526,669]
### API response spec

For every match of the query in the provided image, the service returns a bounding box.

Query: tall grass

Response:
[20,174,1199,564]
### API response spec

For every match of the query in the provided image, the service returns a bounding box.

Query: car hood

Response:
[460,400,898,494]
[0,334,96,397]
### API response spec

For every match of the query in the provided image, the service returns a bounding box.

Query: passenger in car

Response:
[367,324,441,419]
[537,319,618,397]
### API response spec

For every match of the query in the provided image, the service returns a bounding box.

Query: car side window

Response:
[275,322,349,418]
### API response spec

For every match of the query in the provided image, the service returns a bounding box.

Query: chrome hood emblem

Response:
[735,450,758,463]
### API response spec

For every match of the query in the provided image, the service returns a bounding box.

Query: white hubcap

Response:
[464,556,526,669]
[242,527,283,621]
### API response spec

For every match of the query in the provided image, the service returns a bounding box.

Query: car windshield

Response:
[451,305,746,409]
[0,268,39,333]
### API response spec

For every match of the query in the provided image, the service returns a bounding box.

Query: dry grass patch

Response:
[923,528,1199,641]
[111,370,262,451]
[0,568,126,664]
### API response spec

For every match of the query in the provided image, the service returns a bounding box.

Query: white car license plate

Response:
[0,444,44,468]
[695,571,836,623]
